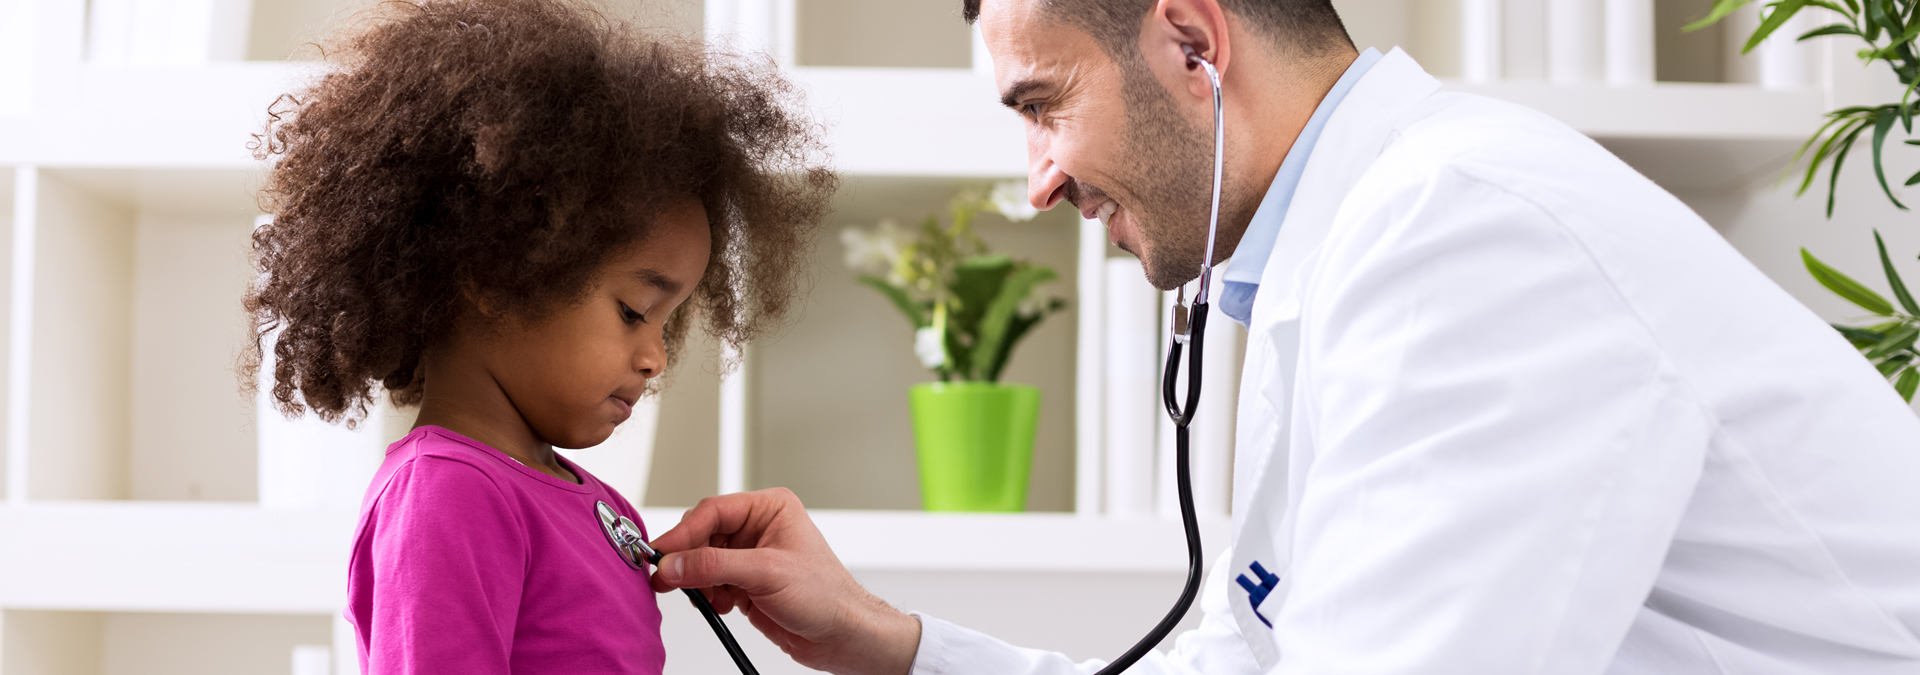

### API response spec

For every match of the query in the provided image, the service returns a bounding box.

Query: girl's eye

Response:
[619,302,645,325]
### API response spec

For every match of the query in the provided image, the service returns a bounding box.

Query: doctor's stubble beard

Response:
[1073,63,1257,291]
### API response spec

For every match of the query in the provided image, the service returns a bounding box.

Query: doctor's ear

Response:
[1147,0,1232,101]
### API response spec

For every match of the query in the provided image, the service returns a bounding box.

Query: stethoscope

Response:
[592,46,1226,675]
[1090,44,1222,675]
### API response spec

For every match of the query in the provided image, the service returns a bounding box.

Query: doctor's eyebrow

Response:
[632,268,683,295]
[1000,79,1050,110]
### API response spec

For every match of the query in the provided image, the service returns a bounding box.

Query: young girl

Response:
[242,0,834,671]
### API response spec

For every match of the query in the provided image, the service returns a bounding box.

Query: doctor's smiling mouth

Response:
[1066,180,1131,251]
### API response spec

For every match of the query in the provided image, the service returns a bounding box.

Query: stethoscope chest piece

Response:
[595,500,655,570]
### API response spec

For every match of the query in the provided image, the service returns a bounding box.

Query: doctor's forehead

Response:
[976,0,1108,94]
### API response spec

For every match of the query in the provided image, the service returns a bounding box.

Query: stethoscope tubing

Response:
[640,547,763,675]
[1092,50,1222,675]
[679,584,762,675]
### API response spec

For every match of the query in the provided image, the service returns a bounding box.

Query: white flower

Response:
[840,219,907,273]
[988,180,1040,222]
[914,326,948,369]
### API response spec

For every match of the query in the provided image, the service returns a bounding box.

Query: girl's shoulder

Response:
[362,426,527,514]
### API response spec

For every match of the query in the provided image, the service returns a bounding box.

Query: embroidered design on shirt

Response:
[1236,561,1281,628]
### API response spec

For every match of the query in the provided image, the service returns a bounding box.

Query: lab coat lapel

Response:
[1226,48,1446,669]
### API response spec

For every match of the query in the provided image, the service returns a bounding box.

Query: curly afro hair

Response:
[244,0,836,424]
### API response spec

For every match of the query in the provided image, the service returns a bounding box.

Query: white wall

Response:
[100,612,329,675]
[795,0,970,68]
[1,611,103,675]
[129,212,258,501]
[0,167,12,502]
[30,172,135,501]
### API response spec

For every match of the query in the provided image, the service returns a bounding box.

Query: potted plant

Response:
[1693,0,1920,402]
[840,182,1067,511]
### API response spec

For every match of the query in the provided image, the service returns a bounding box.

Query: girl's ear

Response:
[460,281,504,320]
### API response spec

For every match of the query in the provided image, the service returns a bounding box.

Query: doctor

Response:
[648,0,1920,672]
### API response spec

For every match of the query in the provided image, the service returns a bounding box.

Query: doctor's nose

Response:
[1027,132,1069,212]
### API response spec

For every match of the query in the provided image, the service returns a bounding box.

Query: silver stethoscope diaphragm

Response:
[594,500,761,675]
[595,500,658,569]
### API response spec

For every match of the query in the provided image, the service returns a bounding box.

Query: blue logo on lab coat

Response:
[1236,561,1280,627]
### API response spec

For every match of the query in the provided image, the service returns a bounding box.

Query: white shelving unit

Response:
[1,0,1886,673]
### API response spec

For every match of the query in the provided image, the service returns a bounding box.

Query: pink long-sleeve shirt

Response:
[347,425,665,674]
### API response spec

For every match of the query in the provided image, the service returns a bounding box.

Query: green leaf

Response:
[1839,324,1892,347]
[1875,230,1920,313]
[1800,22,1864,39]
[1865,323,1920,358]
[1870,110,1909,208]
[969,265,1058,383]
[1804,248,1897,315]
[1744,0,1813,53]
[857,275,928,329]
[1899,368,1920,401]
[1685,0,1757,31]
[1826,121,1870,216]
[1878,357,1908,377]
[950,254,1014,333]
[1867,0,1899,39]
[1904,168,1920,185]
[1798,116,1863,199]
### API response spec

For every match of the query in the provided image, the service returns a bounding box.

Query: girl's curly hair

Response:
[244,0,836,424]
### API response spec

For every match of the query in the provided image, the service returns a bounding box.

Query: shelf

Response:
[1445,81,1826,141]
[0,63,317,168]
[0,502,1229,613]
[0,64,1829,182]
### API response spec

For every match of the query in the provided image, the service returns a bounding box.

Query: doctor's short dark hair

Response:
[961,0,1351,59]
[244,0,836,424]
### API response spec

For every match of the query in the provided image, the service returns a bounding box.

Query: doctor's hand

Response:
[648,488,921,675]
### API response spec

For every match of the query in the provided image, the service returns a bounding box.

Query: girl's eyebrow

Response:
[632,268,683,294]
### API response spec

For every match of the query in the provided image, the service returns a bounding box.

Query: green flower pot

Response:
[908,382,1040,512]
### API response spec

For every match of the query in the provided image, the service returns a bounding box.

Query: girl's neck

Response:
[413,349,580,484]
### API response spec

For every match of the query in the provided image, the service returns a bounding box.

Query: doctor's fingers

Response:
[651,488,817,554]
[650,543,788,594]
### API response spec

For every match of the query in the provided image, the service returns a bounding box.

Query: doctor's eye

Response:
[1020,102,1043,118]
[618,302,645,325]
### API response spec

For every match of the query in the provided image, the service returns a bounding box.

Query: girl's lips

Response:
[609,396,634,423]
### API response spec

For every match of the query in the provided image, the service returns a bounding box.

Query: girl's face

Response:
[482,199,712,450]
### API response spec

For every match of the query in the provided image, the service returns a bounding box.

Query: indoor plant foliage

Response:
[841,182,1066,512]
[1695,0,1920,401]
[840,181,1067,382]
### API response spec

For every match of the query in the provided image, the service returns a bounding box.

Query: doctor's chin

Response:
[3,0,1920,674]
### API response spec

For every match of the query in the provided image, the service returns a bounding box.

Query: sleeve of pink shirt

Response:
[363,456,528,675]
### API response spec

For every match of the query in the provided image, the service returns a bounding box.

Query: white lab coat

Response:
[909,49,1920,674]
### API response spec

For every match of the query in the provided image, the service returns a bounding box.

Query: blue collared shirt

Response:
[1216,48,1382,326]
